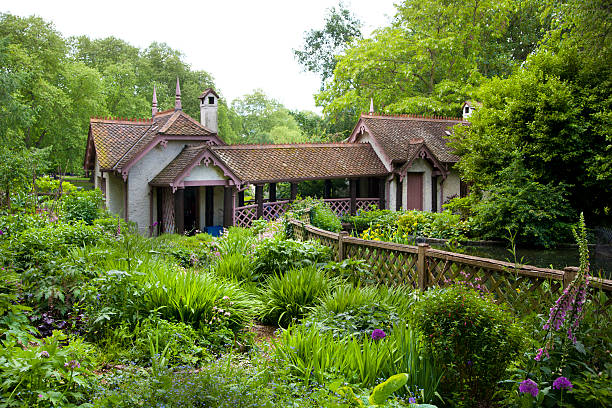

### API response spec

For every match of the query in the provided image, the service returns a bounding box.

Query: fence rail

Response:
[289,219,612,317]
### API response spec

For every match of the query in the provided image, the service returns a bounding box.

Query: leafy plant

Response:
[215,226,255,257]
[212,253,255,283]
[62,189,104,225]
[412,285,524,405]
[252,238,332,281]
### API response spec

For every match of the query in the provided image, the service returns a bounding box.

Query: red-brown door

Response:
[405,173,423,210]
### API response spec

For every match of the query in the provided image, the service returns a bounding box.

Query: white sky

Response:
[3,0,397,112]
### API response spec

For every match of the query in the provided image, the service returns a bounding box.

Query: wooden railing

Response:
[289,219,612,317]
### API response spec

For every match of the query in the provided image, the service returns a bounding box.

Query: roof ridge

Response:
[361,112,464,122]
[214,142,366,149]
[90,116,153,124]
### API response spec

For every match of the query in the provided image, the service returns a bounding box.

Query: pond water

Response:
[432,244,612,279]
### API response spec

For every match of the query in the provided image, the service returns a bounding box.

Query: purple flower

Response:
[40,351,50,358]
[534,348,549,361]
[408,396,417,404]
[467,360,473,366]
[519,379,539,397]
[371,329,386,340]
[552,376,573,390]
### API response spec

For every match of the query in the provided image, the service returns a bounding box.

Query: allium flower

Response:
[40,351,50,358]
[552,376,573,390]
[371,329,386,340]
[519,379,539,397]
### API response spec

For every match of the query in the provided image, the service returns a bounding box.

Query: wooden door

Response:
[405,173,423,210]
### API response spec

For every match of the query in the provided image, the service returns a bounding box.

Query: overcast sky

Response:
[3,0,397,112]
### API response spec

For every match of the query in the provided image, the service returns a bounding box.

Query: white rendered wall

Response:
[183,164,226,181]
[441,170,461,207]
[107,173,125,217]
[127,141,187,233]
[403,158,432,212]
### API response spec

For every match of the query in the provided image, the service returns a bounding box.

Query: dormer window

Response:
[464,106,470,114]
[208,96,215,104]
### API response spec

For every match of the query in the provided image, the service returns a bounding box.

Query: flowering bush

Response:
[413,285,524,405]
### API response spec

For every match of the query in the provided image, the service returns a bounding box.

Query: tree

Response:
[449,0,611,223]
[294,2,362,84]
[316,0,547,125]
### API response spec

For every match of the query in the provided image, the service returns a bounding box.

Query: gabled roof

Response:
[348,113,463,164]
[199,88,219,99]
[85,109,224,173]
[150,143,388,187]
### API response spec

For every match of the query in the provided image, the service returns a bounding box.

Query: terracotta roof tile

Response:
[150,145,203,185]
[159,111,215,136]
[150,143,388,186]
[211,143,388,184]
[360,114,463,163]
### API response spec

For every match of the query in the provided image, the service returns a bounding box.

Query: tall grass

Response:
[259,266,338,328]
[215,227,255,257]
[142,266,258,331]
[212,253,255,283]
[273,323,443,403]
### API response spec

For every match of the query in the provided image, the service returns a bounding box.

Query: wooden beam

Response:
[378,177,385,209]
[290,182,298,201]
[175,188,185,234]
[223,187,234,227]
[324,179,332,199]
[349,179,357,215]
[255,184,264,219]
[269,182,277,203]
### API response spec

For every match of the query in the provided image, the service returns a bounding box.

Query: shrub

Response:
[342,208,400,232]
[35,175,78,195]
[323,259,377,286]
[252,238,331,281]
[0,213,48,238]
[311,202,341,232]
[259,266,337,328]
[62,189,104,224]
[412,285,525,405]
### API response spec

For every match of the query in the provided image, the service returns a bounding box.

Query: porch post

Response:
[223,186,234,227]
[349,178,357,215]
[238,190,244,207]
[269,182,277,203]
[378,177,385,209]
[255,184,264,219]
[290,182,298,201]
[324,179,332,199]
[175,188,185,234]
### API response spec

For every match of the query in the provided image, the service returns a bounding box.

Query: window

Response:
[208,96,215,104]
[464,106,470,114]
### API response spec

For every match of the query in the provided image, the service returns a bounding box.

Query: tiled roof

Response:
[211,143,388,183]
[150,143,388,186]
[150,145,204,185]
[88,109,217,171]
[359,114,463,163]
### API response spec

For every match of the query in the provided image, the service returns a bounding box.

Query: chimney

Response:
[174,77,182,111]
[199,88,219,133]
[462,101,479,120]
[369,98,374,114]
[152,85,158,117]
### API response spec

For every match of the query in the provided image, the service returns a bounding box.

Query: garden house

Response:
[84,80,466,234]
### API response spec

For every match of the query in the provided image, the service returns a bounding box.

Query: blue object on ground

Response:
[206,226,223,237]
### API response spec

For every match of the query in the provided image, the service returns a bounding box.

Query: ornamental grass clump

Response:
[413,285,524,405]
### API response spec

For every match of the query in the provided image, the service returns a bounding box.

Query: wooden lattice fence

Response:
[288,219,612,317]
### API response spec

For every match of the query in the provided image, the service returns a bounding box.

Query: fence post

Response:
[563,266,579,289]
[417,243,430,290]
[338,231,348,262]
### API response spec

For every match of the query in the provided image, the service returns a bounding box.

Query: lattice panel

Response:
[161,187,175,233]
[292,223,306,241]
[234,204,257,228]
[425,257,564,315]
[263,200,290,221]
[325,199,351,217]
[305,232,340,261]
[344,242,418,288]
[356,199,379,212]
